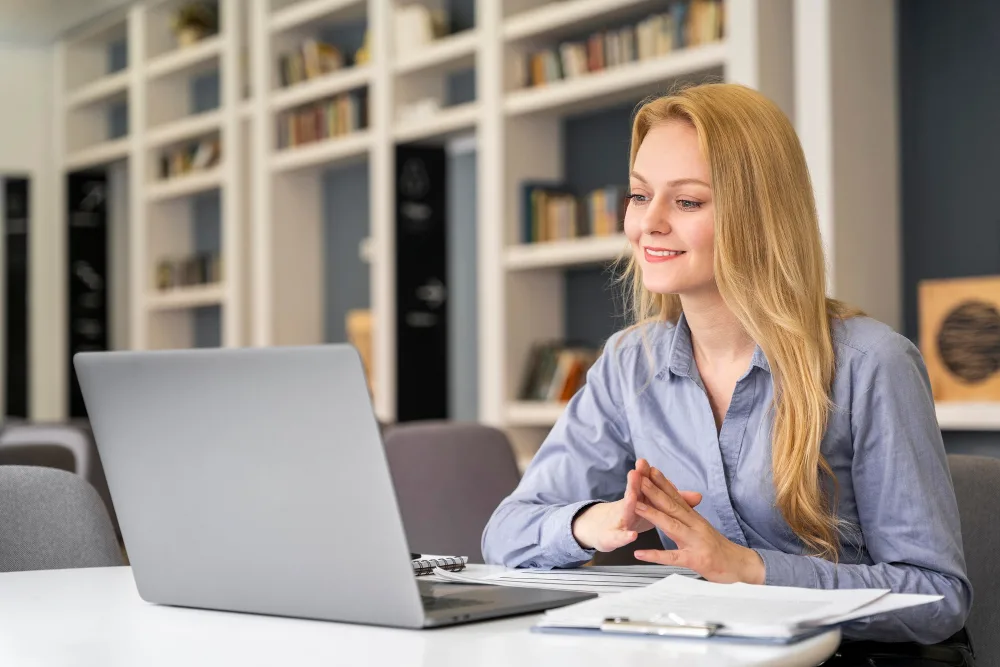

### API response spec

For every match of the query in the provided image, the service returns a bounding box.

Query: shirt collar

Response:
[662,311,772,378]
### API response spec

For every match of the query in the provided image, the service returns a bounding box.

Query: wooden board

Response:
[346,309,374,396]
[919,276,1000,402]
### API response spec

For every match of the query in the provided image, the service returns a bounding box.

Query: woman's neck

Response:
[680,291,756,368]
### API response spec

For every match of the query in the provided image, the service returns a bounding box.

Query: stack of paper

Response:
[433,564,698,595]
[535,575,942,642]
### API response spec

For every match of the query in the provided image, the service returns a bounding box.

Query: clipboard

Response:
[531,619,833,646]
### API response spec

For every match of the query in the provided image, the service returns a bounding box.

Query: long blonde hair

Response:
[625,83,858,560]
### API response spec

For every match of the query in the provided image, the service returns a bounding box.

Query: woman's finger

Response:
[649,468,700,513]
[640,477,696,526]
[679,490,703,507]
[622,470,638,515]
[634,547,689,567]
[602,527,639,552]
[635,501,693,542]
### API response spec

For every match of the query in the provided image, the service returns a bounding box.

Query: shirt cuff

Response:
[544,500,603,567]
[755,548,824,589]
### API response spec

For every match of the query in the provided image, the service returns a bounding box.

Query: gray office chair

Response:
[0,465,122,573]
[383,421,521,563]
[948,454,1000,667]
[0,422,93,479]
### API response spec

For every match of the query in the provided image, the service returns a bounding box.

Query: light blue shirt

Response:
[482,314,972,643]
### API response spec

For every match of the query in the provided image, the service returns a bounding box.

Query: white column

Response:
[477,0,503,426]
[128,4,148,350]
[370,0,396,422]
[220,0,243,347]
[249,0,271,347]
[795,0,901,330]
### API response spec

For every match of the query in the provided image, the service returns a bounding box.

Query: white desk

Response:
[0,567,840,667]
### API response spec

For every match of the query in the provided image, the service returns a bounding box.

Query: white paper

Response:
[538,574,892,638]
[812,593,943,626]
[432,564,698,595]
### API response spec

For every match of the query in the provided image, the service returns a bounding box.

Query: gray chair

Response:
[383,421,521,563]
[0,465,122,573]
[0,422,93,479]
[948,454,1000,667]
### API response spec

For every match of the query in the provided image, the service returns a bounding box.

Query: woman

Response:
[481,83,972,645]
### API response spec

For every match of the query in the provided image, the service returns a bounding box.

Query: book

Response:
[516,1,725,91]
[412,555,468,576]
[518,342,600,403]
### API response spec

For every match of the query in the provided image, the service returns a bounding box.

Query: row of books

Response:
[519,343,600,403]
[521,183,626,244]
[154,252,222,291]
[277,90,368,150]
[277,39,346,88]
[513,0,724,89]
[158,137,220,180]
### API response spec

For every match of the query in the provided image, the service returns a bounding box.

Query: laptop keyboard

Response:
[421,595,483,611]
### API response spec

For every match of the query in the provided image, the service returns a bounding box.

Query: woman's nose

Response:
[640,199,671,236]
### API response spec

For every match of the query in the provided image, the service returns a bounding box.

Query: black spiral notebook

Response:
[411,554,469,576]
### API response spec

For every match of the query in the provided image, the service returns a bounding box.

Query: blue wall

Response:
[898,0,1000,456]
[107,39,129,139]
[447,149,478,421]
[561,103,634,347]
[192,191,222,347]
[322,162,370,343]
[320,149,479,422]
[190,72,222,347]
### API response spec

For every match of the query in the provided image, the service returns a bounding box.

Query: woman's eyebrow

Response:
[628,172,711,189]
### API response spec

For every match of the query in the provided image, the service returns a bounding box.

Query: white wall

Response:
[0,44,62,420]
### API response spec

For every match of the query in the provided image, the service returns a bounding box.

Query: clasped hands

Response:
[571,458,765,585]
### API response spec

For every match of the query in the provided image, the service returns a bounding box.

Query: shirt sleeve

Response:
[754,332,973,644]
[481,333,636,569]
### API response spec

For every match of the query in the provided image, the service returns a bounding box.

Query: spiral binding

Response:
[412,556,468,576]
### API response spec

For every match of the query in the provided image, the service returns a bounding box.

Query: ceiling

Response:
[0,0,136,44]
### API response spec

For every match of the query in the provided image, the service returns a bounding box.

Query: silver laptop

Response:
[74,344,592,628]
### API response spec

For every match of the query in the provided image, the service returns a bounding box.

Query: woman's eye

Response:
[678,199,702,210]
[626,193,649,205]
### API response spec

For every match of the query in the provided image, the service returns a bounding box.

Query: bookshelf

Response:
[55,0,251,363]
[480,0,753,441]
[504,234,627,271]
[48,0,899,447]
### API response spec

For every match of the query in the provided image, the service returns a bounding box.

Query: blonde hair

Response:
[624,83,859,560]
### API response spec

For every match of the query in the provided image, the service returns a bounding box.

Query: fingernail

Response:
[636,502,648,511]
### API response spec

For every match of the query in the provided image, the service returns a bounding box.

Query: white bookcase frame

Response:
[49,0,958,440]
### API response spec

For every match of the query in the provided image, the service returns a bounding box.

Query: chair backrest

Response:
[0,443,78,472]
[0,423,93,478]
[383,421,521,563]
[948,454,1000,666]
[0,465,122,573]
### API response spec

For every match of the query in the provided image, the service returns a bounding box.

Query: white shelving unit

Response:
[936,403,1000,432]
[478,0,794,444]
[55,0,253,365]
[49,0,900,449]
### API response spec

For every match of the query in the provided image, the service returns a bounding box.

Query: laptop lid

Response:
[74,345,426,628]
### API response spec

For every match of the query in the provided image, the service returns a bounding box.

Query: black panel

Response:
[395,146,448,421]
[4,177,29,417]
[67,172,109,418]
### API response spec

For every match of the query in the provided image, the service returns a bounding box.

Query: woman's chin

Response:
[642,278,684,295]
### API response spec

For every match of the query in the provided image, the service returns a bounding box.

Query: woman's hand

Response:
[572,458,703,552]
[634,467,765,585]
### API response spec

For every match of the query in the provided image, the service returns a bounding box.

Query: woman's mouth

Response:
[644,247,686,263]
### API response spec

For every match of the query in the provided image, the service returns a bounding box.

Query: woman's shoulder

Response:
[602,319,678,382]
[831,315,925,384]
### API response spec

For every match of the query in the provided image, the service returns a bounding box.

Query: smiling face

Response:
[624,120,716,297]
